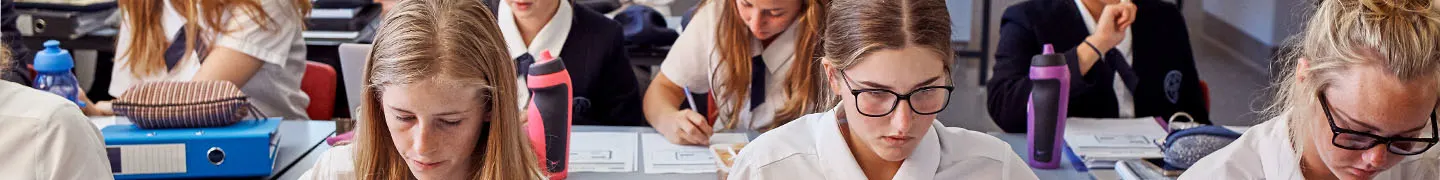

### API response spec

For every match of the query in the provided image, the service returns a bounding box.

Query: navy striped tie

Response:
[164,25,207,71]
[750,56,766,111]
[1107,50,1139,93]
[516,53,534,76]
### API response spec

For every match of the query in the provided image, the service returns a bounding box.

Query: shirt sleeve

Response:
[1178,136,1265,179]
[724,160,755,180]
[298,145,357,180]
[213,0,304,67]
[726,154,822,180]
[658,0,722,93]
[725,136,760,180]
[933,129,1039,180]
[998,145,1040,180]
[39,104,115,180]
[968,137,1039,180]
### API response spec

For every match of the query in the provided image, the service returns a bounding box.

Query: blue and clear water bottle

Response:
[32,40,85,107]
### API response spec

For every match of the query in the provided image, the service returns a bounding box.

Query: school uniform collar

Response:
[813,106,942,180]
[1260,116,1306,180]
[499,0,574,59]
[895,118,942,179]
[750,23,799,74]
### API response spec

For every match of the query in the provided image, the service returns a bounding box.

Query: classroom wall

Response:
[949,0,974,42]
[1198,0,1311,72]
[1204,0,1277,45]
[1202,0,1310,46]
[1272,0,1310,46]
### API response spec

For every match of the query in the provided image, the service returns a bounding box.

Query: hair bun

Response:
[1357,0,1436,18]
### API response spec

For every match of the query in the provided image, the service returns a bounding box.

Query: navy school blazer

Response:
[557,5,649,126]
[987,0,1210,133]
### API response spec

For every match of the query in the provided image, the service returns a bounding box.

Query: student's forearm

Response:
[643,74,686,126]
[1074,36,1117,75]
[193,47,264,86]
[1075,46,1099,75]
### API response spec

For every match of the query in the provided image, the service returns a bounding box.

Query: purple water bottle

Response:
[32,40,85,108]
[1027,44,1069,169]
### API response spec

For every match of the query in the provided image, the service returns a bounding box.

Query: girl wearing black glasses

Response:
[725,0,1036,179]
[1182,0,1440,179]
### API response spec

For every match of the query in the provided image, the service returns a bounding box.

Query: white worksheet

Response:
[90,116,130,130]
[640,133,720,174]
[709,133,749,145]
[569,132,639,172]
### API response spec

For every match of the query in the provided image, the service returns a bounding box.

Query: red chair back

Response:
[301,61,338,120]
[1199,80,1210,111]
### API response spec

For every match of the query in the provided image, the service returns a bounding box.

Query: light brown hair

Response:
[1270,0,1440,154]
[352,0,545,179]
[701,0,834,131]
[822,0,953,74]
[0,43,9,72]
[116,0,310,77]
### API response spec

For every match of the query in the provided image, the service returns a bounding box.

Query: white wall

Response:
[1204,0,1277,45]
[1202,0,1311,46]
[949,0,975,42]
[1273,0,1310,45]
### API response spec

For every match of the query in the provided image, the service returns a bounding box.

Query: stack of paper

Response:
[1115,160,1172,180]
[570,132,639,172]
[1064,117,1168,169]
[310,8,360,19]
[90,116,126,129]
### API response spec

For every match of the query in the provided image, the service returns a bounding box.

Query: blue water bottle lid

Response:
[33,40,75,72]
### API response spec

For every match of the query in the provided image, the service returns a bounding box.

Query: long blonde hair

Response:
[700,0,834,131]
[822,0,953,77]
[1269,0,1440,155]
[352,0,545,179]
[117,0,310,77]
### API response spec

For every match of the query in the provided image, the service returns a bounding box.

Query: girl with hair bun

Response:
[1182,0,1440,179]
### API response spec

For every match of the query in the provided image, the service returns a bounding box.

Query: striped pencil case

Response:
[112,81,267,129]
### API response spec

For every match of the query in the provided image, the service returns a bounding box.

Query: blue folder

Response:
[102,118,281,179]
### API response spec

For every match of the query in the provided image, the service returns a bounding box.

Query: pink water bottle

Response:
[525,50,572,179]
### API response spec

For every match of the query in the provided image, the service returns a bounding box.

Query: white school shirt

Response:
[298,145,357,180]
[727,106,1039,180]
[1181,115,1440,180]
[660,0,798,130]
[499,0,575,108]
[110,0,310,120]
[1074,0,1136,118]
[0,81,114,180]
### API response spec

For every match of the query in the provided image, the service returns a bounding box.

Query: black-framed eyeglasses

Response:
[1317,91,1438,155]
[839,71,954,117]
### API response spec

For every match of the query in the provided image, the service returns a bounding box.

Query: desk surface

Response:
[990,133,1105,180]
[569,125,717,180]
[268,120,337,180]
[568,126,1097,180]
[88,117,336,180]
[84,122,1106,180]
